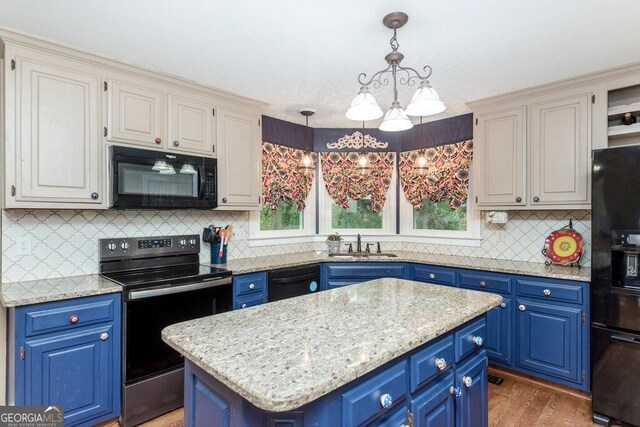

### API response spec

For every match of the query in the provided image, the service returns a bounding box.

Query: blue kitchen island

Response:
[162,278,502,427]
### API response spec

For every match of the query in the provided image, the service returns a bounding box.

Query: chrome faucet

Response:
[356,234,362,253]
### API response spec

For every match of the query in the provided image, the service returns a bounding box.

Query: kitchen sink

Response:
[328,253,398,258]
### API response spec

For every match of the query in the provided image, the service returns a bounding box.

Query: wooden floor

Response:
[99,369,599,427]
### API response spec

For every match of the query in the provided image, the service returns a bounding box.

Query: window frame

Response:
[249,177,317,241]
[318,156,397,237]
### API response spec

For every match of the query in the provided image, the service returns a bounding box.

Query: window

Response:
[413,198,467,231]
[260,200,304,231]
[319,162,396,235]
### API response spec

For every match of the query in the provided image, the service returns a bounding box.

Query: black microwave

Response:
[110,146,217,209]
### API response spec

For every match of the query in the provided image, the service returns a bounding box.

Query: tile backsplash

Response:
[2,209,590,283]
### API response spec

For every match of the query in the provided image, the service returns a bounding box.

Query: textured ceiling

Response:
[0,1,638,128]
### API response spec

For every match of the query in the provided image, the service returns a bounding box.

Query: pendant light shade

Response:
[159,164,176,175]
[297,110,316,174]
[152,160,169,171]
[179,164,197,174]
[345,86,383,121]
[405,79,446,117]
[414,154,431,175]
[379,101,413,132]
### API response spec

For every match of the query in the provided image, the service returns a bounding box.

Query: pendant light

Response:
[413,117,431,175]
[346,12,445,132]
[356,121,372,175]
[298,110,316,175]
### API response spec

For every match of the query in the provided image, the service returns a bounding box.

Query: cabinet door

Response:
[14,55,103,205]
[167,94,216,156]
[411,374,455,427]
[516,300,582,383]
[485,298,512,366]
[455,351,488,427]
[529,93,591,206]
[23,325,116,426]
[107,79,164,147]
[474,107,527,207]
[216,107,261,209]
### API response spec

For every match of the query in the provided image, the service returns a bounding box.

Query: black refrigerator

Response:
[592,145,640,426]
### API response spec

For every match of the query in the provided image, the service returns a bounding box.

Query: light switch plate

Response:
[16,237,32,256]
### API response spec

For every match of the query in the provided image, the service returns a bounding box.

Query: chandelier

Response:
[346,12,446,132]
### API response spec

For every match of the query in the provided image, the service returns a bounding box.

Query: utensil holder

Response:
[211,242,228,264]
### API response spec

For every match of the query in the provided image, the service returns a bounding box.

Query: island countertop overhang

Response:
[162,278,502,412]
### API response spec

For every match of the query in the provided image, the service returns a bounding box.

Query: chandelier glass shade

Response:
[347,12,445,132]
[297,110,317,174]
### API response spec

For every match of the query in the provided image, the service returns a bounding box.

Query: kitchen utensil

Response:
[218,229,228,257]
[225,224,234,243]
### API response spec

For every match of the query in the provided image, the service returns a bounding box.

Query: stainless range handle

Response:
[127,277,232,300]
[611,334,640,346]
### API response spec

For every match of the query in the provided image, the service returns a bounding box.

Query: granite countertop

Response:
[214,251,591,282]
[162,278,502,412]
[0,275,122,307]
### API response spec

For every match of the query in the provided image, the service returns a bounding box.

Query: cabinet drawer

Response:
[234,293,265,310]
[233,272,267,297]
[341,361,407,427]
[516,279,583,304]
[459,272,511,294]
[409,335,455,392]
[454,318,487,362]
[23,294,117,337]
[410,265,456,286]
[326,263,405,279]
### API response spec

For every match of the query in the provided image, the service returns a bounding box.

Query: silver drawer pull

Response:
[472,336,484,346]
[519,304,526,312]
[543,289,551,296]
[69,314,79,324]
[435,357,447,371]
[379,393,393,409]
[479,281,486,288]
[241,303,247,309]
[249,283,256,290]
[500,302,507,308]
[100,332,109,341]
[429,273,435,279]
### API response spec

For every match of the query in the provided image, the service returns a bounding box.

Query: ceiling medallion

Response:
[327,131,389,150]
[346,11,446,132]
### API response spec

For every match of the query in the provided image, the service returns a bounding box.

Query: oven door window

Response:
[124,284,232,384]
[118,162,199,198]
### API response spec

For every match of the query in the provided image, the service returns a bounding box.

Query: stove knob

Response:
[179,239,187,247]
[121,242,130,251]
[107,242,117,252]
[188,238,197,246]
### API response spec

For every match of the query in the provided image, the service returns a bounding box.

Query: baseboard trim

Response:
[488,365,591,401]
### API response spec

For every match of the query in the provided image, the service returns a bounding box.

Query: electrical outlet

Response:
[233,228,246,240]
[16,237,32,256]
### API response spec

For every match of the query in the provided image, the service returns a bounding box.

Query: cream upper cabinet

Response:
[529,93,591,206]
[6,50,104,207]
[167,94,216,156]
[216,107,261,210]
[474,107,527,207]
[106,79,164,148]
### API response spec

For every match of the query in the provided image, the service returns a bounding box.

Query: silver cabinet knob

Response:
[450,386,462,398]
[241,303,247,309]
[222,197,228,203]
[543,289,551,296]
[463,376,473,387]
[500,302,507,308]
[472,336,484,346]
[519,304,526,311]
[515,196,522,203]
[249,283,255,290]
[69,314,79,324]
[100,332,109,341]
[533,196,540,202]
[173,140,180,147]
[91,192,99,200]
[429,273,435,279]
[435,357,447,371]
[479,281,486,288]
[379,393,393,409]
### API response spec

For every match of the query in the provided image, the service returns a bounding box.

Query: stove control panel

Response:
[99,235,200,261]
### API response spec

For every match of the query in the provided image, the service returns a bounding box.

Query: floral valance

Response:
[321,152,395,213]
[399,140,473,210]
[262,142,317,211]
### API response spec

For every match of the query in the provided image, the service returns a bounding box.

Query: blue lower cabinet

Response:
[411,373,455,427]
[455,351,488,427]
[321,263,406,290]
[516,299,582,383]
[233,272,267,309]
[14,293,121,427]
[485,298,512,366]
[406,264,457,287]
